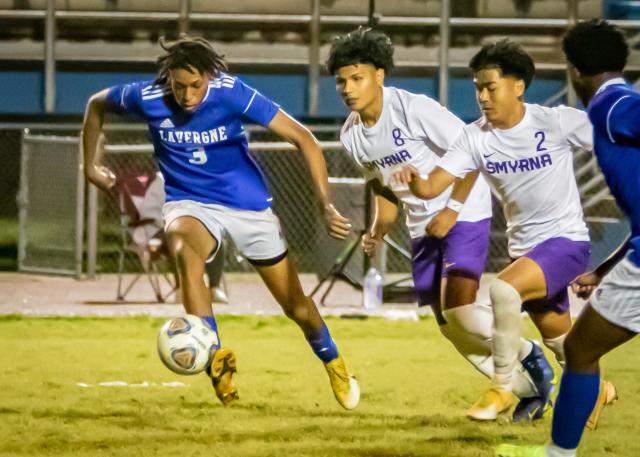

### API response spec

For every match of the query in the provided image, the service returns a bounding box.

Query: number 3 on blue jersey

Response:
[188,148,208,165]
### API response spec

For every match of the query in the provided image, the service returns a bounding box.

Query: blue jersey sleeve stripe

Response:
[606,95,631,143]
[142,90,171,100]
[142,86,163,93]
[242,90,258,114]
[142,89,170,97]
[143,88,168,96]
[119,86,127,110]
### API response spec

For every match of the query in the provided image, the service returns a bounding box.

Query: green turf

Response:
[1,315,638,457]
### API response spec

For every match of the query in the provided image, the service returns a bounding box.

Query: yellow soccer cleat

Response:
[495,444,546,457]
[467,386,517,421]
[324,355,360,410]
[209,348,238,406]
[586,380,618,430]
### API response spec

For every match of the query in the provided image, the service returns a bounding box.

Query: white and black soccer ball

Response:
[157,315,219,375]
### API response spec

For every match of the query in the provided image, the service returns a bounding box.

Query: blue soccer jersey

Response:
[105,73,280,211]
[587,78,640,266]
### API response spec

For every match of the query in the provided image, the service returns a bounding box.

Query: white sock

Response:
[543,334,567,370]
[439,320,493,378]
[519,339,534,361]
[442,303,537,398]
[442,304,492,352]
[544,442,577,457]
[490,279,523,390]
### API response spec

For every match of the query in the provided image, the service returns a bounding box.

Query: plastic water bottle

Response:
[363,267,383,310]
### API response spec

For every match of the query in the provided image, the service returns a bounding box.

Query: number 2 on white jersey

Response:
[188,148,208,165]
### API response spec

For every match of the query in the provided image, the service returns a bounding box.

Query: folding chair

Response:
[114,172,176,302]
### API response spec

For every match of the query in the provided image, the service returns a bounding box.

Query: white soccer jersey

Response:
[340,86,492,239]
[438,103,591,257]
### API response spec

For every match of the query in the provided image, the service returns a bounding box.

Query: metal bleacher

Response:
[2,0,639,114]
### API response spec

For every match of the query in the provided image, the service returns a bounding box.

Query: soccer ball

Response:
[157,314,219,375]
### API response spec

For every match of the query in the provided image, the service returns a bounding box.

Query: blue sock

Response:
[306,323,339,364]
[202,315,220,377]
[551,371,600,449]
[202,315,220,350]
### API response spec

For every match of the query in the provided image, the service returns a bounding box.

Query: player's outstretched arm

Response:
[362,179,399,257]
[393,165,457,200]
[426,170,479,238]
[267,109,351,239]
[82,89,116,193]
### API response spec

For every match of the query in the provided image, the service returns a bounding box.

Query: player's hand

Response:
[324,203,351,240]
[86,165,116,193]
[571,271,602,299]
[426,208,458,238]
[361,232,381,257]
[392,164,420,186]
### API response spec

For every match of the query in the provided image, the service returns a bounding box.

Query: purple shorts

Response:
[411,218,491,307]
[519,237,591,314]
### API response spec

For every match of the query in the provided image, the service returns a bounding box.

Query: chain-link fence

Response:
[0,129,21,219]
[96,141,406,279]
[10,126,633,283]
[17,134,84,276]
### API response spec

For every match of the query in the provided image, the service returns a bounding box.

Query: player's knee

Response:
[165,231,204,273]
[165,230,187,256]
[283,298,311,324]
[563,332,594,368]
[489,278,521,306]
[443,304,492,342]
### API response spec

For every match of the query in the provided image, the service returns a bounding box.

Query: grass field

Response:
[2,315,638,457]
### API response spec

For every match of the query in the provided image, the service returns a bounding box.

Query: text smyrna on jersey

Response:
[485,153,552,174]
[362,149,412,172]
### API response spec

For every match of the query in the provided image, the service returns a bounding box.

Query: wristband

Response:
[446,198,464,213]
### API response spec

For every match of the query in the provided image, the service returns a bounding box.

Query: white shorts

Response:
[590,254,640,333]
[162,200,287,263]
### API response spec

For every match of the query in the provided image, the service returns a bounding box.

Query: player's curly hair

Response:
[326,27,394,75]
[156,34,228,84]
[563,19,628,76]
[469,39,535,89]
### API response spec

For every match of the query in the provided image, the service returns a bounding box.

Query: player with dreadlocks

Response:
[82,35,360,409]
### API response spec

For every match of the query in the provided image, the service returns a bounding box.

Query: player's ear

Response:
[568,64,582,80]
[515,78,525,100]
[375,67,385,86]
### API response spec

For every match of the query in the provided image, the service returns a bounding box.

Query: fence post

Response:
[76,138,86,278]
[86,182,98,279]
[44,0,56,113]
[308,0,321,116]
[439,0,451,107]
[566,0,579,107]
[178,0,191,35]
[17,130,30,271]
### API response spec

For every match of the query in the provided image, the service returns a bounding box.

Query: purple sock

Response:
[551,371,600,450]
[306,323,339,363]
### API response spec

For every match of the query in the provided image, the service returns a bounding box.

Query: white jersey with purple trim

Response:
[340,86,492,239]
[438,103,591,257]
